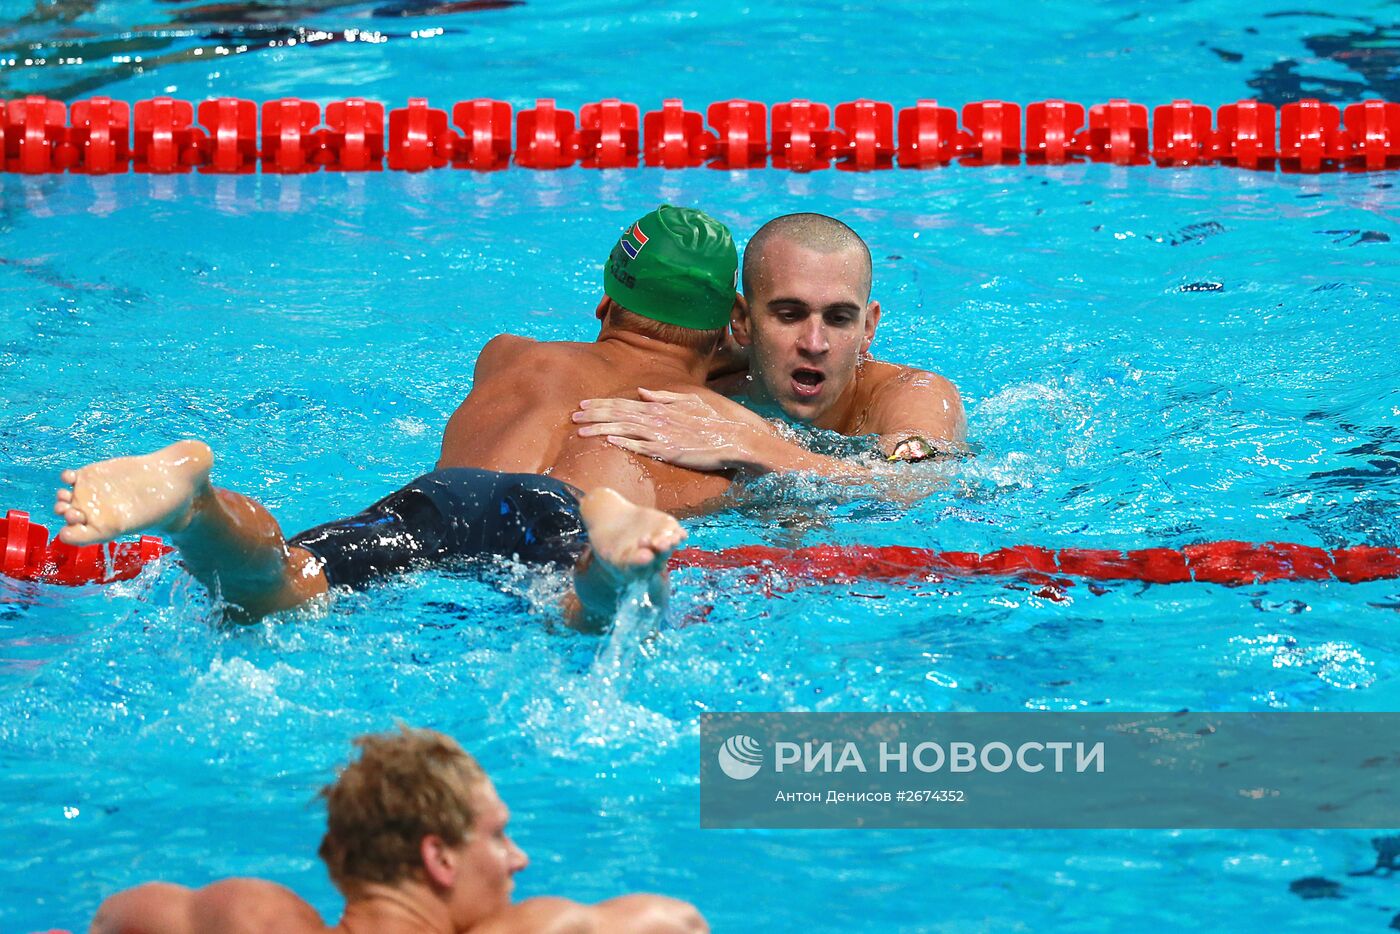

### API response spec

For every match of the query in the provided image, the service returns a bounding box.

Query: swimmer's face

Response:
[446,780,529,926]
[734,236,879,427]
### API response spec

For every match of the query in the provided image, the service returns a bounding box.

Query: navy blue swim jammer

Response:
[288,468,588,590]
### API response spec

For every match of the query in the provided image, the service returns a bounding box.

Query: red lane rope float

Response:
[2,95,1397,175]
[6,508,1399,589]
[2,510,170,586]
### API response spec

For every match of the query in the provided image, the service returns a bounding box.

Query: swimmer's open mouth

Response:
[791,367,826,398]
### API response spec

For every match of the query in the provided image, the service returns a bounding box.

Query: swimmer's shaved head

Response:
[742,213,873,301]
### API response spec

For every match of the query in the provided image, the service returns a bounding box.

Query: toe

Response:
[56,489,72,503]
[61,469,76,485]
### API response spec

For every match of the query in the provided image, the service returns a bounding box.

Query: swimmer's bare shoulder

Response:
[858,359,967,453]
[91,878,326,934]
[468,894,708,934]
[440,335,596,469]
[476,334,601,397]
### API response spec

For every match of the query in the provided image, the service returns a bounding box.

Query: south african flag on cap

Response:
[619,221,650,259]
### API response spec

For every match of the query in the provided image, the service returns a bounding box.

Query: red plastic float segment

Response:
[1215,99,1277,170]
[1331,546,1400,583]
[806,544,942,582]
[1279,99,1343,173]
[578,98,640,169]
[132,97,203,174]
[1025,99,1086,165]
[3,95,66,174]
[960,100,1021,166]
[69,97,131,175]
[979,545,1058,575]
[1121,547,1192,585]
[515,98,577,169]
[197,97,259,174]
[1340,100,1399,171]
[320,98,385,171]
[46,536,101,584]
[1182,540,1269,585]
[671,545,780,571]
[643,99,711,168]
[1152,99,1214,166]
[706,100,767,170]
[261,98,321,173]
[387,98,453,172]
[896,99,960,168]
[1265,542,1336,581]
[1086,99,1150,165]
[452,99,512,171]
[923,551,982,574]
[770,99,833,172]
[1181,541,1333,584]
[1053,548,1138,580]
[3,510,45,578]
[832,99,894,171]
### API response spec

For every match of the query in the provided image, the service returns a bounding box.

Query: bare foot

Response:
[54,440,214,546]
[578,487,686,571]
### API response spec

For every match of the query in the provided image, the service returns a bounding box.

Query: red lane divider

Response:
[4,95,1396,174]
[6,507,1399,589]
[670,542,1400,587]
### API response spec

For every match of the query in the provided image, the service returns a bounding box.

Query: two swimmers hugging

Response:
[54,205,965,626]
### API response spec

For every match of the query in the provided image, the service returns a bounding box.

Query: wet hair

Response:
[606,300,726,353]
[741,213,873,301]
[318,726,487,894]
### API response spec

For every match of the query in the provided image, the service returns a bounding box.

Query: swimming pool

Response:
[3,2,1399,931]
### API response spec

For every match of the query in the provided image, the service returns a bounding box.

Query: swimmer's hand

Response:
[573,389,779,473]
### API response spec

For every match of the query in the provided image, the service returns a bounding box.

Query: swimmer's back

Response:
[438,335,731,514]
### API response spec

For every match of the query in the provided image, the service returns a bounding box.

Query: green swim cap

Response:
[603,205,738,330]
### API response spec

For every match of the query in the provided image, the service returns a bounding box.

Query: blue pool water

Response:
[3,2,1400,932]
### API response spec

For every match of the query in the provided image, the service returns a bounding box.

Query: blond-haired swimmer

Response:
[92,727,707,934]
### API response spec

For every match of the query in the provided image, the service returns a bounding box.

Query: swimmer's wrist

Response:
[725,426,786,474]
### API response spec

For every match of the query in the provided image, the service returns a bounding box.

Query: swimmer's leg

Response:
[567,487,685,630]
[54,440,327,620]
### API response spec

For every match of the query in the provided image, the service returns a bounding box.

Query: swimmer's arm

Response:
[863,371,969,461]
[470,895,708,934]
[573,390,870,480]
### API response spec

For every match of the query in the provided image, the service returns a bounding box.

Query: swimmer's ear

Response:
[421,834,458,889]
[730,293,753,347]
[862,300,882,354]
[595,296,612,322]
